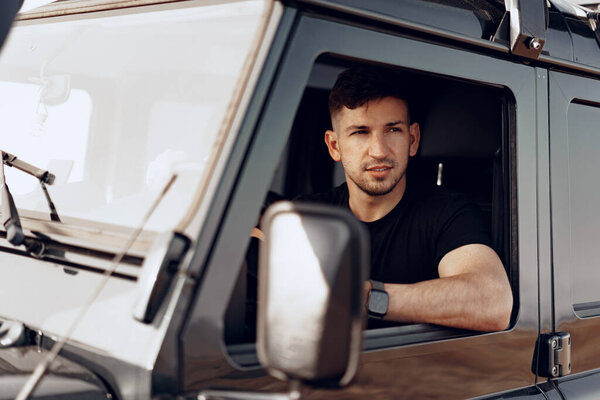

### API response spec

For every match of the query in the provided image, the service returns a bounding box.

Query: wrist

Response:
[367,280,389,319]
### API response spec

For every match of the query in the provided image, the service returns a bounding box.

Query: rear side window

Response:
[564,102,600,317]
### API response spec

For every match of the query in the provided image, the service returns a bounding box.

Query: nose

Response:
[368,132,389,159]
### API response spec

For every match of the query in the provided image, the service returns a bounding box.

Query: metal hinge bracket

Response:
[502,0,548,59]
[533,332,571,378]
[132,231,190,323]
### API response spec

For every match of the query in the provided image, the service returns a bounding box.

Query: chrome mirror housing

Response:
[257,201,369,387]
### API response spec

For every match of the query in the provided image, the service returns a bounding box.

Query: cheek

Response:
[389,135,412,156]
[338,146,360,169]
[338,140,355,158]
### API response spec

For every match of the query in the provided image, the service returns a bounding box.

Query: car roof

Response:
[296,0,600,77]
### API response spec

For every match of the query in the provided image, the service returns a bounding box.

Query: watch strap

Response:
[368,280,388,319]
[371,280,385,291]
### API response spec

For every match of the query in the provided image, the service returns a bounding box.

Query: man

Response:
[302,67,512,331]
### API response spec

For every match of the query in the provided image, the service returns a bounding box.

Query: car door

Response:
[181,8,545,399]
[548,70,600,397]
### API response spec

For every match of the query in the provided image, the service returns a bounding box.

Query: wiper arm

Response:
[2,151,55,185]
[2,150,60,222]
[1,151,61,249]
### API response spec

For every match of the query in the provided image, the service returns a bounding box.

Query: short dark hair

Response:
[328,67,411,124]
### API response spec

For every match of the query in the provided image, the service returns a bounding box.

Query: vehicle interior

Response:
[224,55,516,348]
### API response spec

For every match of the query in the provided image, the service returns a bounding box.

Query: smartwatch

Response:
[367,280,389,319]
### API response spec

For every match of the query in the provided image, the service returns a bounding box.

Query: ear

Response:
[408,122,421,157]
[324,129,342,162]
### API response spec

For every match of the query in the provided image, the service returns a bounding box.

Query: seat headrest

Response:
[419,81,502,159]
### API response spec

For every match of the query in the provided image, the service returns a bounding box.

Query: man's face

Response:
[325,96,420,197]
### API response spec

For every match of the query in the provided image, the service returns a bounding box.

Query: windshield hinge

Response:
[533,332,571,378]
[133,232,190,323]
[503,0,548,59]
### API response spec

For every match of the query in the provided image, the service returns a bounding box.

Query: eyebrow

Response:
[385,120,406,126]
[344,120,408,133]
[345,125,369,133]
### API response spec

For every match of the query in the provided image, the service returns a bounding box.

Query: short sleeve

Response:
[433,194,492,267]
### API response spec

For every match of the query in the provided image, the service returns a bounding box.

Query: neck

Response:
[347,179,406,222]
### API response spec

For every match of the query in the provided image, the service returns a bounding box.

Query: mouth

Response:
[365,165,392,179]
[367,167,391,171]
[365,165,392,172]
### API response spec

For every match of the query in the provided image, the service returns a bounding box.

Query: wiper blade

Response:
[1,150,61,249]
[40,181,60,222]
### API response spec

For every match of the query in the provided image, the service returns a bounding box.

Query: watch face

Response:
[369,290,389,315]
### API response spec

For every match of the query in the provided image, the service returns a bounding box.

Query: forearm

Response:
[382,271,512,331]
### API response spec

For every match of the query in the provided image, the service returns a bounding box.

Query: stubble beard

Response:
[344,159,403,197]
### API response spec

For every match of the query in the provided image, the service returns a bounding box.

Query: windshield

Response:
[0,0,269,234]
[0,0,278,379]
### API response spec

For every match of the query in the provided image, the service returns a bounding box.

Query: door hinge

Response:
[532,332,571,378]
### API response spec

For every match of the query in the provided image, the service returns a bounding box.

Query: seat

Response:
[412,80,505,261]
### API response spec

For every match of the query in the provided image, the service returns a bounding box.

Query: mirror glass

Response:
[258,201,369,386]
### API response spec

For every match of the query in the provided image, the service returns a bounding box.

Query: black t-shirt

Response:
[241,183,491,340]
[297,183,491,283]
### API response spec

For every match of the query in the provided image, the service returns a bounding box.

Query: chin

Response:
[362,183,397,197]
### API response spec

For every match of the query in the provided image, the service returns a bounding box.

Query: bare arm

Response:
[372,244,512,331]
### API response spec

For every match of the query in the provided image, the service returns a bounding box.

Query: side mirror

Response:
[257,201,369,387]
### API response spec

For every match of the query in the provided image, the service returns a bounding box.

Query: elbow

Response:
[485,284,513,332]
[487,307,512,332]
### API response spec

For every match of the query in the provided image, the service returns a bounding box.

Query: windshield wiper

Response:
[1,150,60,252]
[2,151,59,221]
[2,151,55,185]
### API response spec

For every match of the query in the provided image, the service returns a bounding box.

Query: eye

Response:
[350,130,368,135]
[388,127,402,133]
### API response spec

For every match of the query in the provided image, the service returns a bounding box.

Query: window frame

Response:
[182,11,541,398]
